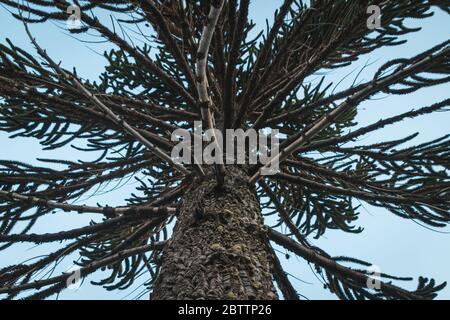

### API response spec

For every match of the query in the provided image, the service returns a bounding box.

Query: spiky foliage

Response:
[0,0,449,300]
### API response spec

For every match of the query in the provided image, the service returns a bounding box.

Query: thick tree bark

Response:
[151,167,278,300]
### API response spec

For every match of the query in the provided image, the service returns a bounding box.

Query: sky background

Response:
[0,1,449,300]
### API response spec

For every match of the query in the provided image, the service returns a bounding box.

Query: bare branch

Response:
[195,0,226,185]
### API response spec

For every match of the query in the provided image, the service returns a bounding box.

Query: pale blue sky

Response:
[0,2,449,300]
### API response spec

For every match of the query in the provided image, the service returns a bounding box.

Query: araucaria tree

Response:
[0,0,449,300]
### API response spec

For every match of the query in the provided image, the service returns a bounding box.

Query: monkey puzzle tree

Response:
[0,0,449,300]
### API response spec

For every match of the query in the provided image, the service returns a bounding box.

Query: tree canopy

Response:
[0,0,449,300]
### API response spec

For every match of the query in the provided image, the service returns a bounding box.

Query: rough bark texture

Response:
[151,167,278,300]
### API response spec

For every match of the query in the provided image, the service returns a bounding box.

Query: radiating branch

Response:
[223,0,250,129]
[195,0,226,185]
[268,229,430,300]
[0,213,167,244]
[0,190,177,217]
[271,248,300,300]
[136,0,197,97]
[23,22,191,176]
[0,241,167,296]
[249,41,450,184]
[296,98,450,153]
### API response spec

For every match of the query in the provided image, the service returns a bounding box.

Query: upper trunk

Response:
[151,167,278,300]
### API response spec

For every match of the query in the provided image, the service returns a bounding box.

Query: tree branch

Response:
[268,229,424,300]
[0,241,167,295]
[0,212,168,244]
[23,22,191,176]
[195,0,226,185]
[223,0,250,129]
[0,190,177,217]
[249,41,450,184]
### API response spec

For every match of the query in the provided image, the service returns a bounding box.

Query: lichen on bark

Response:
[151,167,277,300]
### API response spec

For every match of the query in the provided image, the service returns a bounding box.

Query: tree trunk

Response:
[151,167,278,300]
